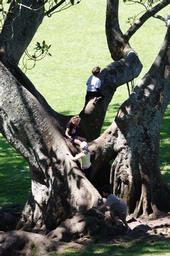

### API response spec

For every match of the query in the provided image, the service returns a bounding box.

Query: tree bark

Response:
[0,61,101,231]
[124,0,170,41]
[79,0,142,141]
[80,0,169,141]
[0,0,45,64]
[91,25,170,217]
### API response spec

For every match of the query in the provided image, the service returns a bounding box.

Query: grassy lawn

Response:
[0,136,30,206]
[48,237,170,256]
[0,1,170,254]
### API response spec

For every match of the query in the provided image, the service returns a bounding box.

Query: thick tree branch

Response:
[79,0,142,141]
[0,60,102,230]
[124,0,170,41]
[91,25,170,212]
[105,0,124,60]
[0,0,45,64]
[116,26,170,139]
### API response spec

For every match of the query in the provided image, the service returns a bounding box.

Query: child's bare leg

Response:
[73,138,82,145]
[76,136,86,142]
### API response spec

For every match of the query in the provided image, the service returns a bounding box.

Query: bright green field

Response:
[0,1,170,254]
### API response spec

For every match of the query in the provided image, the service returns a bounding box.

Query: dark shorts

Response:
[85,91,104,103]
[67,135,77,143]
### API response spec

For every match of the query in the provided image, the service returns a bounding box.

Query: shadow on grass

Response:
[160,106,170,185]
[0,135,30,207]
[49,236,170,256]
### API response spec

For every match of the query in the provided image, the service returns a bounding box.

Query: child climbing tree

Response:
[0,1,169,252]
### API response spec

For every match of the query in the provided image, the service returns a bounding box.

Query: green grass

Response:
[0,136,30,206]
[160,105,170,185]
[48,237,170,256]
[0,0,170,211]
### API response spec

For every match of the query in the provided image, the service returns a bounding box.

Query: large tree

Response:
[0,0,170,243]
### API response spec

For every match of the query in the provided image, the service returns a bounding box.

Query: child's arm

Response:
[72,152,85,161]
[65,127,72,140]
[98,198,109,212]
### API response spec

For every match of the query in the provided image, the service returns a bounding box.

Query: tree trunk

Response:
[91,25,170,217]
[0,61,101,231]
[0,0,45,64]
[79,0,142,141]
[113,26,170,217]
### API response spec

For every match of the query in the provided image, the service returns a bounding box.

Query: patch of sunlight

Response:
[94,247,107,254]
[161,138,170,143]
[161,163,170,172]
[64,248,79,254]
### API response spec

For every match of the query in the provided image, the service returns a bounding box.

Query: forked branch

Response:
[124,0,170,41]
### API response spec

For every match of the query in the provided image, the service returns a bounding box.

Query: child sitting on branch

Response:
[65,116,85,146]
